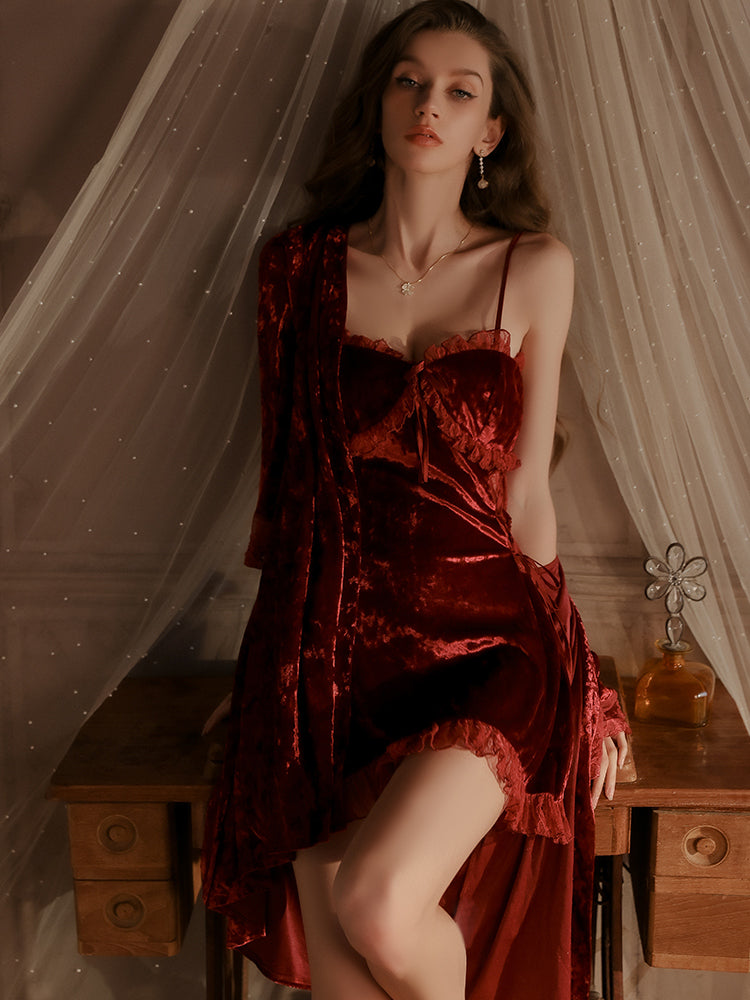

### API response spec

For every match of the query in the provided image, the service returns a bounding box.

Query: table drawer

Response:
[633,809,750,971]
[74,879,183,956]
[653,810,750,879]
[68,802,175,879]
[645,883,750,971]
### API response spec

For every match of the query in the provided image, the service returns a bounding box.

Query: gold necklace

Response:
[367,220,473,296]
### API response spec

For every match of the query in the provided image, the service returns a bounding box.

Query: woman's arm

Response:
[504,233,574,566]
[504,237,630,801]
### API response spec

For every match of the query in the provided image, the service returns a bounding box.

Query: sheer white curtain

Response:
[507,0,750,724]
[1,0,748,997]
[1,2,399,996]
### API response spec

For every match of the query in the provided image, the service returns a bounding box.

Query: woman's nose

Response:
[414,86,440,118]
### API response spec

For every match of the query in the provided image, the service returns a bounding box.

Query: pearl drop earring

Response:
[477,150,489,190]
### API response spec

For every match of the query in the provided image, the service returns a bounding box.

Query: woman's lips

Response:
[405,128,442,146]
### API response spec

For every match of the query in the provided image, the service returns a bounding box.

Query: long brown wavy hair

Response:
[301,0,550,232]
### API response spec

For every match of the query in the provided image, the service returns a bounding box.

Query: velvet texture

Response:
[201,225,628,1000]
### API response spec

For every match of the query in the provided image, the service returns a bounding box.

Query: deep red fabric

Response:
[201,224,628,1000]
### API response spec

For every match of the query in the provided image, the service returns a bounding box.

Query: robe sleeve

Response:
[598,684,630,741]
[244,234,296,568]
[587,674,631,785]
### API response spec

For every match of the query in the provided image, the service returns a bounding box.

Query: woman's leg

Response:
[333,747,506,1000]
[294,747,505,1000]
[293,823,394,1000]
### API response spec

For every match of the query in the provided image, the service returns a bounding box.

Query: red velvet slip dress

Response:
[336,232,593,999]
[204,231,603,1000]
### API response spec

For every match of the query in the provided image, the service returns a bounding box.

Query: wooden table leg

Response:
[591,861,600,995]
[205,907,246,1000]
[594,855,624,1000]
[232,946,248,999]
[609,855,624,1000]
[205,906,226,1000]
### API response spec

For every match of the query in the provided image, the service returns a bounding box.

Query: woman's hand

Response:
[591,731,628,809]
[202,693,233,736]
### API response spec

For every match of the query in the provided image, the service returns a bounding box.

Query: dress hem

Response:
[341,716,572,846]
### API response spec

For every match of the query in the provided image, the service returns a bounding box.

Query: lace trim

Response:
[418,376,521,475]
[342,717,572,844]
[343,327,524,368]
[347,386,417,457]
[344,330,405,359]
[344,327,524,473]
[421,328,516,364]
[415,330,523,478]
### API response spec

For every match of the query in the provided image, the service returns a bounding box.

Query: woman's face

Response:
[380,29,502,181]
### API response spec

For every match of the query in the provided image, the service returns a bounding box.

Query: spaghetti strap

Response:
[495,231,523,330]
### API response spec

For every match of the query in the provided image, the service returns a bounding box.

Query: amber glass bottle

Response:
[635,640,715,727]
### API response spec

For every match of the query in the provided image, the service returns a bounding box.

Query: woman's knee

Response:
[332,860,420,975]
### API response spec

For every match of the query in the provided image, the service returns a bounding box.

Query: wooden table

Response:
[613,673,750,975]
[48,662,750,1000]
[48,674,241,999]
[572,657,750,1000]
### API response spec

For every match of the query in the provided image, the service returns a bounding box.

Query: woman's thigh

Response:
[334,747,506,916]
[294,747,505,990]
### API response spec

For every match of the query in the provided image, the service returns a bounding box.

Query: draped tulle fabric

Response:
[201,225,628,1000]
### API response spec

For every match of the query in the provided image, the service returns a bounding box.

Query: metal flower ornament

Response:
[644,542,708,650]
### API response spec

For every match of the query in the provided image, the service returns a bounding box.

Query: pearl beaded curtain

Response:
[1,0,748,997]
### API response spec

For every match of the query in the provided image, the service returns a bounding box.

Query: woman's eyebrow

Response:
[394,57,485,84]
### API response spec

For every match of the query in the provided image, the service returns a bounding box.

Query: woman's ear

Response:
[475,117,505,157]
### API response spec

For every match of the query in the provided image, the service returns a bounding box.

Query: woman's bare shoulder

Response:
[516,233,573,313]
[473,227,573,287]
[511,233,574,351]
[515,231,573,281]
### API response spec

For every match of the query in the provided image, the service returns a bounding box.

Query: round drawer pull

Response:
[97,815,137,853]
[105,893,145,929]
[695,836,716,856]
[682,825,729,867]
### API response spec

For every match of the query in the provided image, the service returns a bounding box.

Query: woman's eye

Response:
[396,75,420,89]
[452,88,475,101]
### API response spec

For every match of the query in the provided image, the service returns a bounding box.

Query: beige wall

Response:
[0,0,181,308]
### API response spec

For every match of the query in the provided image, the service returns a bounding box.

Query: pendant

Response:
[400,281,416,296]
[477,178,489,190]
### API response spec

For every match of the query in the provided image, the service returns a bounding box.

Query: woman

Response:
[202,3,628,999]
